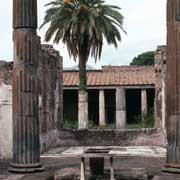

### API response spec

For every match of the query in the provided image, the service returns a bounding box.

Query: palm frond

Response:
[40,0,126,62]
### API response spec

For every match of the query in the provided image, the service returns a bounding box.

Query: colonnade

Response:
[79,88,148,129]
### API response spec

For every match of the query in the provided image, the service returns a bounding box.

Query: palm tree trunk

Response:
[78,54,88,129]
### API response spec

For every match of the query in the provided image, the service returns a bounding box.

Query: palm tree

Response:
[40,0,126,129]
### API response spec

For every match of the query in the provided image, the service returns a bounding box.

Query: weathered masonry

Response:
[154,46,167,129]
[162,0,180,173]
[0,46,166,158]
[0,0,63,172]
[63,58,166,130]
[3,0,180,176]
[63,66,154,129]
[0,51,63,161]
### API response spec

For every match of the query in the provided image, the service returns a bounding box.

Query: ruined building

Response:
[63,46,167,130]
[0,44,63,159]
[0,45,167,159]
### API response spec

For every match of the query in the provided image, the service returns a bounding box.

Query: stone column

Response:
[116,88,126,129]
[162,0,180,173]
[141,89,147,121]
[99,90,105,126]
[78,91,88,129]
[10,0,43,173]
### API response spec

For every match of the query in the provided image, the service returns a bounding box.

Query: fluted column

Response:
[141,89,147,121]
[116,88,126,129]
[99,90,105,126]
[10,0,43,173]
[13,0,37,28]
[162,0,180,173]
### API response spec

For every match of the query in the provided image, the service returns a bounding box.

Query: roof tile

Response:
[63,66,155,87]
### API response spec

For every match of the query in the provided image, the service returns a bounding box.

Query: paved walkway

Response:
[41,146,166,158]
[1,146,180,180]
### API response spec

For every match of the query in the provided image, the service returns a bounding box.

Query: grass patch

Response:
[89,120,116,129]
[64,119,78,129]
[128,108,154,129]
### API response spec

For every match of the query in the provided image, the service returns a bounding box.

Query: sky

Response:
[0,0,166,68]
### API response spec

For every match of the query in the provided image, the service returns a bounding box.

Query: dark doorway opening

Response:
[88,89,99,125]
[126,89,141,124]
[147,89,155,112]
[105,89,116,125]
[63,90,78,127]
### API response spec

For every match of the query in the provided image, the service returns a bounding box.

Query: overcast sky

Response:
[0,0,166,68]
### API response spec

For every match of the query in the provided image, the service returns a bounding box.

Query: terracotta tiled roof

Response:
[63,66,155,87]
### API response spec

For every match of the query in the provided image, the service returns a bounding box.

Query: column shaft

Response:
[141,89,147,121]
[116,88,126,129]
[10,0,43,173]
[99,90,105,126]
[78,91,88,129]
[162,0,180,173]
[13,0,37,28]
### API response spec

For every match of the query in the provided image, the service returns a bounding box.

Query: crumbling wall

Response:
[154,46,166,129]
[38,45,63,153]
[59,128,165,147]
[0,44,63,158]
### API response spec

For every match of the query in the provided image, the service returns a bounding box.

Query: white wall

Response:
[0,82,12,158]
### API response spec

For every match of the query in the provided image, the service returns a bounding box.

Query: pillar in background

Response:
[10,0,43,172]
[78,91,88,129]
[99,90,105,126]
[116,88,126,129]
[162,0,180,173]
[141,89,147,121]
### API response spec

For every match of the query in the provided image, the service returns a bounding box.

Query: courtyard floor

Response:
[0,146,180,180]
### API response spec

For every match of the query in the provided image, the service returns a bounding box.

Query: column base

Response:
[162,164,180,174]
[9,163,44,173]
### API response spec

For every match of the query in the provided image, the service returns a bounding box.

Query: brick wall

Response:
[0,44,63,158]
[154,46,166,129]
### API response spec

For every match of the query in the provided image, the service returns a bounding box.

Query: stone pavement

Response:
[0,146,180,179]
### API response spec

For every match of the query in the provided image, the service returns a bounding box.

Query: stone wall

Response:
[58,128,165,147]
[0,44,63,158]
[154,46,166,129]
[0,62,13,158]
[38,44,63,153]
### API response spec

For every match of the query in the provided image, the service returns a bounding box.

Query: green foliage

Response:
[64,119,78,129]
[130,51,155,66]
[142,108,154,128]
[89,120,116,129]
[127,123,141,129]
[88,120,97,129]
[128,108,154,129]
[41,0,126,61]
[41,0,126,91]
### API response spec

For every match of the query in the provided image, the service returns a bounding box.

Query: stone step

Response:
[153,173,180,180]
[20,172,54,180]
